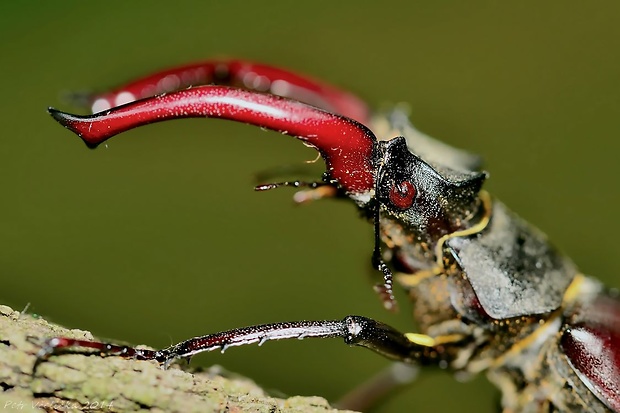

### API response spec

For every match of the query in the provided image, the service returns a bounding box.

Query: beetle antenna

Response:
[254,180,325,191]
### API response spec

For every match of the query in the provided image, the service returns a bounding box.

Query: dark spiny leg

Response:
[33,337,160,373]
[36,316,446,372]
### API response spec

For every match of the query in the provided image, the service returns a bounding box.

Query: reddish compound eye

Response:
[389,180,416,210]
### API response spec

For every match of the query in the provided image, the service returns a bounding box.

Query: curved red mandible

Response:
[85,59,370,125]
[49,86,376,195]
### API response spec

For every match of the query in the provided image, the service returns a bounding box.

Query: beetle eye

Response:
[388,180,416,210]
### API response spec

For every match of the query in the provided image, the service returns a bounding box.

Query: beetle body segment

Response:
[447,201,577,319]
[44,59,619,412]
[380,112,619,411]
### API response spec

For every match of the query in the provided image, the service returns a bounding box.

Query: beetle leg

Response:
[76,59,369,124]
[35,316,456,372]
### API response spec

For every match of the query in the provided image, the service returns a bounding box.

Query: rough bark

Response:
[0,305,357,413]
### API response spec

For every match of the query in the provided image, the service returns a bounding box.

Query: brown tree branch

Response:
[0,305,357,413]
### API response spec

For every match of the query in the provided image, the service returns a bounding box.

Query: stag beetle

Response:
[40,59,620,412]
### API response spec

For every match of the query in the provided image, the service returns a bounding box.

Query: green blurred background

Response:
[1,2,619,412]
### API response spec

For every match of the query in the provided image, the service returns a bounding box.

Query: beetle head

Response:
[373,137,487,243]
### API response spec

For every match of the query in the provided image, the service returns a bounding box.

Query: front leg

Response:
[36,316,466,370]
